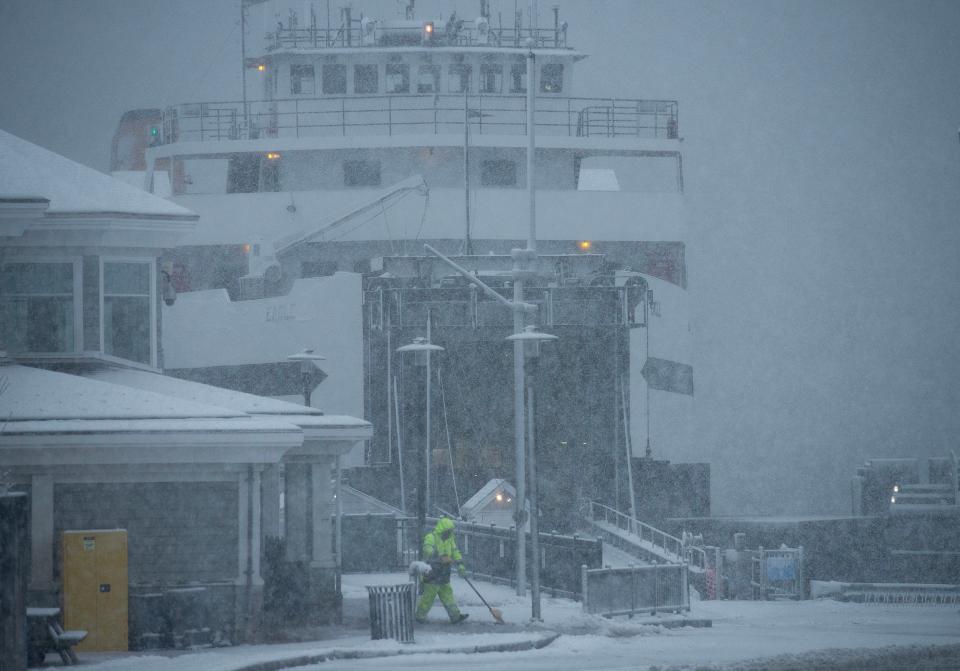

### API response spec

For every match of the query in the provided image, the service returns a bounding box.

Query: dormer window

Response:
[0,259,80,354]
[102,259,154,365]
[385,64,410,93]
[291,64,316,95]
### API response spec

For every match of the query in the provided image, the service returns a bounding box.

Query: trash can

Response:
[366,583,415,643]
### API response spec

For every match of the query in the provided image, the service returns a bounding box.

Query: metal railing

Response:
[832,582,960,605]
[585,501,686,563]
[581,563,689,617]
[160,95,678,144]
[267,24,569,51]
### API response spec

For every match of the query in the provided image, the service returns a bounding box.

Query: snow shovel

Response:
[462,575,505,624]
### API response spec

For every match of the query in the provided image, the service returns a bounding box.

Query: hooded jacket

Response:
[421,517,463,584]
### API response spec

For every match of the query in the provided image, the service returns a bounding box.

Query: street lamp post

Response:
[507,325,557,621]
[397,336,444,554]
[287,348,326,407]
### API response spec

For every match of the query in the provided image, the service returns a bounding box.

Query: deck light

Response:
[266,152,281,160]
[257,64,266,72]
[149,126,159,137]
[578,240,592,251]
[424,22,434,34]
[893,484,899,493]
[242,243,252,254]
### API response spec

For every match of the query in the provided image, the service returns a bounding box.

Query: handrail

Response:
[585,500,707,569]
[158,94,678,144]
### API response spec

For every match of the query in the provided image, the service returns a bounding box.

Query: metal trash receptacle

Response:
[366,583,415,643]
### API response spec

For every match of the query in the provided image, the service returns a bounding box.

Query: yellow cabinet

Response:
[62,530,128,651]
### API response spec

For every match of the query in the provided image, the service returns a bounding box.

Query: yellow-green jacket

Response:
[422,517,464,584]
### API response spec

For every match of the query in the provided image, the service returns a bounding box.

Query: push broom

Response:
[462,575,505,624]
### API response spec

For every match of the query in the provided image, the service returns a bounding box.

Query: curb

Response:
[236,632,562,671]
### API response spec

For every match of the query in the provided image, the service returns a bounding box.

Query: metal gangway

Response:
[581,501,706,571]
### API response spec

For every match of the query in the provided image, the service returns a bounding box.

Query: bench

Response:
[26,607,87,666]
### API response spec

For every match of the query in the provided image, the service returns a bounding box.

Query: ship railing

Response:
[160,95,677,144]
[266,24,568,51]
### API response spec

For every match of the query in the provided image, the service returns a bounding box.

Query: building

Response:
[0,128,372,647]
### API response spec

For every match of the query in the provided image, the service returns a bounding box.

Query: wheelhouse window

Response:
[322,64,346,94]
[290,64,315,95]
[480,64,502,93]
[102,260,153,365]
[541,63,563,93]
[344,159,381,186]
[481,159,517,186]
[417,65,440,93]
[385,63,410,93]
[510,62,526,93]
[0,261,78,353]
[448,64,472,93]
[354,64,378,94]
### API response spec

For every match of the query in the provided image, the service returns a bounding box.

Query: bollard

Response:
[366,583,415,643]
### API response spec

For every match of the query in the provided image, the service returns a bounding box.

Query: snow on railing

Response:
[584,500,706,569]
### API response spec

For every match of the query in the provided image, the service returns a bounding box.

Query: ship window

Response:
[448,64,472,93]
[0,260,78,354]
[322,64,347,94]
[290,64,316,95]
[385,63,410,93]
[417,65,440,93]
[481,159,517,186]
[541,63,563,93]
[102,260,153,365]
[480,64,502,93]
[344,159,382,186]
[354,64,379,94]
[510,62,526,93]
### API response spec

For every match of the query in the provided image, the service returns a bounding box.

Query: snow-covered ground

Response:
[65,572,960,671]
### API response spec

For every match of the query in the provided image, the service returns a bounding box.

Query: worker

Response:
[415,517,469,624]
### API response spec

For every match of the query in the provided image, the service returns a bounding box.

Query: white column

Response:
[310,459,335,568]
[236,469,250,585]
[30,475,54,591]
[250,466,263,585]
[261,464,281,541]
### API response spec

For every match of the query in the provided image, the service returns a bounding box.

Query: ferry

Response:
[113,0,697,531]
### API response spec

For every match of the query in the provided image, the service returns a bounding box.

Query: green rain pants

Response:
[416,582,462,621]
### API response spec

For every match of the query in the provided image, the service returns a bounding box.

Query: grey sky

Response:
[1,0,959,515]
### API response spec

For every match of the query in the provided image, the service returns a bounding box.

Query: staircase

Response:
[580,501,706,572]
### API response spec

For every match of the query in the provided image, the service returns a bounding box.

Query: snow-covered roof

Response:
[0,363,242,421]
[85,368,372,439]
[461,478,516,513]
[340,485,405,516]
[0,128,195,219]
[87,367,324,417]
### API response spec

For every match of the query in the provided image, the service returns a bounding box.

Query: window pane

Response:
[104,262,150,295]
[448,64,472,93]
[354,64,379,94]
[344,160,382,186]
[481,160,517,186]
[322,64,346,94]
[104,296,151,364]
[0,296,74,353]
[0,262,73,294]
[417,65,440,93]
[385,64,410,93]
[541,63,563,93]
[480,64,502,93]
[291,64,316,95]
[510,63,526,93]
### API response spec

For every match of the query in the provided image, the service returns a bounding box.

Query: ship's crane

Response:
[243,175,429,291]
